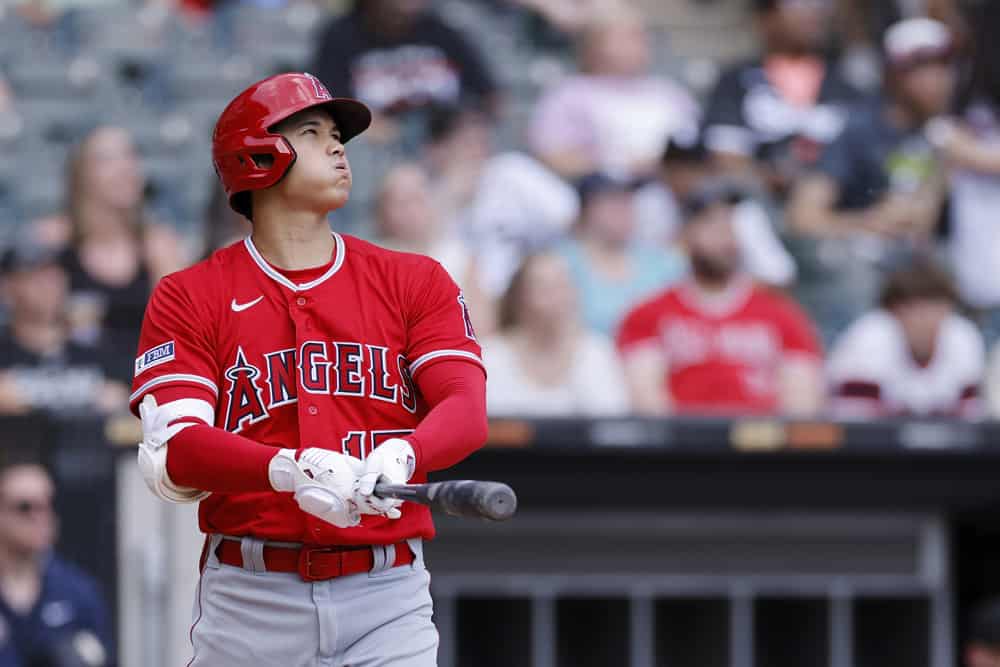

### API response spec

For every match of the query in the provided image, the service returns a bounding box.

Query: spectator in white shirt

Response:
[528,3,699,181]
[828,257,984,419]
[483,252,628,417]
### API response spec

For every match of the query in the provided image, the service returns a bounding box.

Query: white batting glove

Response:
[356,438,415,520]
[269,448,365,528]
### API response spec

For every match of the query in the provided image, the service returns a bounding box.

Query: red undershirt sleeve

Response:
[405,359,488,473]
[154,387,276,493]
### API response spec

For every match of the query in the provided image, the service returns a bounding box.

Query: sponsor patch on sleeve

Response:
[135,341,176,377]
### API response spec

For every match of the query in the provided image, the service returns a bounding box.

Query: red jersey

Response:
[130,233,484,545]
[616,278,821,415]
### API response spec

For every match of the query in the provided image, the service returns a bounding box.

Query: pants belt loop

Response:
[370,543,395,574]
[240,537,267,574]
[204,534,224,569]
[406,538,424,570]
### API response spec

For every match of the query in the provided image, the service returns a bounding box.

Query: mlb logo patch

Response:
[135,341,176,377]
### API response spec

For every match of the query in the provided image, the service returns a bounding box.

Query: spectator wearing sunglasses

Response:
[0,462,112,666]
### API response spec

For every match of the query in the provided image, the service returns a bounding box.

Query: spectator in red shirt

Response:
[616,179,824,416]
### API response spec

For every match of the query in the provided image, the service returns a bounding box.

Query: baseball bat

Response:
[374,480,517,521]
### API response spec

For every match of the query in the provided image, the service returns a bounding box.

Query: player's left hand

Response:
[356,438,415,519]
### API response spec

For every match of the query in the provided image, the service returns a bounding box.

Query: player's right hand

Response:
[268,448,365,528]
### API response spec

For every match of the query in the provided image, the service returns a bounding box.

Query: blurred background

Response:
[1,0,1000,665]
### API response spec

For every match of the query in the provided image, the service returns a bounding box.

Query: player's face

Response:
[81,127,144,213]
[376,165,436,243]
[275,109,352,214]
[581,190,635,246]
[518,254,577,327]
[0,465,56,556]
[893,297,952,364]
[684,203,741,281]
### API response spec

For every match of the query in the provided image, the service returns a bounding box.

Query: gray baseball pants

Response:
[186,535,438,666]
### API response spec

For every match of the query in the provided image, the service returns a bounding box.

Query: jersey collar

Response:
[243,232,346,292]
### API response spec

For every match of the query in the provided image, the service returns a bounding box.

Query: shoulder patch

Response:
[135,341,176,377]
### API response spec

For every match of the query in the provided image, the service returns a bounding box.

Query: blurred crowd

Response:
[0,0,998,423]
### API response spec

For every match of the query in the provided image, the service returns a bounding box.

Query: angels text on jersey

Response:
[223,341,419,434]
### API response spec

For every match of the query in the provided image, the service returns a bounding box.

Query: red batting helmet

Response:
[212,72,372,218]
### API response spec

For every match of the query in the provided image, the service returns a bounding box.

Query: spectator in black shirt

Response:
[0,239,129,418]
[310,0,498,142]
[787,18,956,243]
[701,0,862,197]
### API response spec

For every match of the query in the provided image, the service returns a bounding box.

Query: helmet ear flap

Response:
[226,135,297,220]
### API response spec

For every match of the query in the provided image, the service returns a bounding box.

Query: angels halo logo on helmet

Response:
[212,72,372,218]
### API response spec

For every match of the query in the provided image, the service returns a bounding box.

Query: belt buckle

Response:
[298,546,345,582]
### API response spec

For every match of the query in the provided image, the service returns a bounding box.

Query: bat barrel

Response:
[433,480,517,521]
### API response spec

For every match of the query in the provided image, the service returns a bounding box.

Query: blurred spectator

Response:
[420,104,581,301]
[372,163,494,334]
[787,18,955,243]
[310,0,498,142]
[557,171,686,335]
[837,0,971,85]
[0,239,129,417]
[786,17,957,338]
[617,179,823,416]
[944,1,1000,309]
[466,151,579,298]
[827,257,983,419]
[422,104,494,230]
[701,0,861,197]
[659,134,798,287]
[528,3,698,181]
[32,126,187,353]
[0,461,112,667]
[483,252,627,416]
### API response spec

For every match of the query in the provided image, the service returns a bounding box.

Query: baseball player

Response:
[129,72,488,665]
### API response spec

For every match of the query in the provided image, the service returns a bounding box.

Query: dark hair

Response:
[0,414,51,479]
[878,257,958,310]
[969,598,1000,647]
[753,0,779,12]
[426,103,488,144]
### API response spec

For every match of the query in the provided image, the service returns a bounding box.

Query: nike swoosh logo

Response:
[231,296,263,312]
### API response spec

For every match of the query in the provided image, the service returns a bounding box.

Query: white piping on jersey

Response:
[243,232,346,292]
[409,349,484,375]
[130,374,220,404]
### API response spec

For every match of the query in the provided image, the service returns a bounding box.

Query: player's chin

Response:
[321,183,352,211]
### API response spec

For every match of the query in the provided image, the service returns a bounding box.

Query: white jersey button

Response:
[296,297,307,306]
[307,405,319,415]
